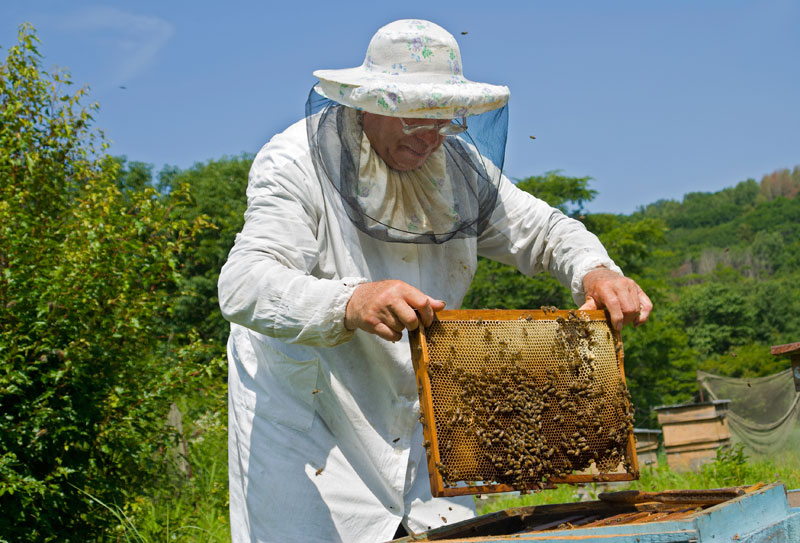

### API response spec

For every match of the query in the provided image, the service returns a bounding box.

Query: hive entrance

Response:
[410,309,638,497]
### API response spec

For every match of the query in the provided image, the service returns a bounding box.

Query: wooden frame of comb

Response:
[409,309,639,497]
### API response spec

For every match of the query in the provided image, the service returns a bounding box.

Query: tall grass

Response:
[119,407,231,543]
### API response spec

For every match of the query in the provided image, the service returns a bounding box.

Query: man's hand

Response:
[579,268,652,332]
[345,280,445,342]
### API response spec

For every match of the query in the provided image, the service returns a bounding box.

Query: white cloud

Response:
[59,6,174,85]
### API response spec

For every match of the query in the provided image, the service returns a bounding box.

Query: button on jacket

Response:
[218,117,622,542]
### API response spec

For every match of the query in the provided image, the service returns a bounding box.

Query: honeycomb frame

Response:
[409,309,639,497]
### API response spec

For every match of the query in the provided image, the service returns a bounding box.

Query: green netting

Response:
[697,369,800,456]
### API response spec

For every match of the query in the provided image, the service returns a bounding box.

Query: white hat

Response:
[313,19,510,119]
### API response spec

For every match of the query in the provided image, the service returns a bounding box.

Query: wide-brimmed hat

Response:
[313,19,510,119]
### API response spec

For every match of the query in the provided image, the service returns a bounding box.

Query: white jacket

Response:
[218,118,621,542]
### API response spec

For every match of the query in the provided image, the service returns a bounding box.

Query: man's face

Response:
[362,113,446,171]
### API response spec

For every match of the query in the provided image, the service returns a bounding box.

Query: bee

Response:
[315,467,324,476]
[392,437,400,444]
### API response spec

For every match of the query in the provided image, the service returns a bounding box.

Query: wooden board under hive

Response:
[409,309,638,497]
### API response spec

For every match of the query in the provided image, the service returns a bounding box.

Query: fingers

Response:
[345,280,446,341]
[582,269,653,331]
[373,322,403,342]
[635,286,653,326]
[579,296,598,311]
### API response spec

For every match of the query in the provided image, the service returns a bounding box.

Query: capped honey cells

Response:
[411,309,637,496]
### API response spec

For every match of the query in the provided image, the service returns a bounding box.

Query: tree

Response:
[515,170,597,217]
[462,172,599,309]
[159,156,252,344]
[0,25,206,541]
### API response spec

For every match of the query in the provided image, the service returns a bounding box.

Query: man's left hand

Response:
[579,268,652,332]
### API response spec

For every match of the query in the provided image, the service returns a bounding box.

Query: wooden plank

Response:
[409,327,445,497]
[661,418,730,447]
[664,439,729,454]
[665,447,723,472]
[693,483,790,542]
[655,405,725,424]
[770,342,800,392]
[787,489,800,508]
[770,342,800,356]
[433,309,608,322]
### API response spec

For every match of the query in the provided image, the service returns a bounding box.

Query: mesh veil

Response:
[306,87,508,244]
[698,369,800,456]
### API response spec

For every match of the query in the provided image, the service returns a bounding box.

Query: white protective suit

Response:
[218,116,622,542]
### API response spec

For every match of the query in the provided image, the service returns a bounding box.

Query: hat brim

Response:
[313,67,509,119]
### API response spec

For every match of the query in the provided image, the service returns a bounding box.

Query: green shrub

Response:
[0,25,208,541]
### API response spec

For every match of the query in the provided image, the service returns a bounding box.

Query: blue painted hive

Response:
[393,483,800,542]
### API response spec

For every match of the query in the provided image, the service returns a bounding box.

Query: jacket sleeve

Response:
[217,134,366,347]
[477,175,623,306]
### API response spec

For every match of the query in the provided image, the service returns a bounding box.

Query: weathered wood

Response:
[655,401,731,472]
[769,342,800,356]
[599,487,744,506]
[653,402,729,424]
[393,483,797,543]
[409,327,444,497]
[770,342,800,391]
[433,309,608,322]
[661,417,730,447]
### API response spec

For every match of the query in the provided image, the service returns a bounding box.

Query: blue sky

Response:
[2,1,798,213]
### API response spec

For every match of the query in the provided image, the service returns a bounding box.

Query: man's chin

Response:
[391,152,429,171]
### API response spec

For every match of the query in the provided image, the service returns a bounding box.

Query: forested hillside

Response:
[467,169,800,425]
[2,26,798,541]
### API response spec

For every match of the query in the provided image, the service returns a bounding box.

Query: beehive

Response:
[409,309,638,497]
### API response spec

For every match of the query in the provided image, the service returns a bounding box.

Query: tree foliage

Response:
[0,25,208,541]
[515,170,597,217]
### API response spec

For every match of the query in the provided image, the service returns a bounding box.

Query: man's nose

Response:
[415,129,442,147]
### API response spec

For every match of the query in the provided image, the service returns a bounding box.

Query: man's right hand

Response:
[344,280,445,342]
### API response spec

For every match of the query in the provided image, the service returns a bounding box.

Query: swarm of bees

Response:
[420,310,635,491]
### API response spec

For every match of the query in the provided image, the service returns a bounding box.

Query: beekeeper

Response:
[218,18,651,543]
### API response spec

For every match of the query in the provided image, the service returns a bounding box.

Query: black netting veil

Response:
[306,86,508,244]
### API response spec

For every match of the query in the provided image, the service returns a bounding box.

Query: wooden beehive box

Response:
[654,400,731,472]
[409,309,638,497]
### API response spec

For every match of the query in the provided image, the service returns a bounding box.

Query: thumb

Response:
[579,296,598,311]
[430,297,446,311]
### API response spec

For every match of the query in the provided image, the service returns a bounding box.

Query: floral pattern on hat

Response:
[313,19,509,119]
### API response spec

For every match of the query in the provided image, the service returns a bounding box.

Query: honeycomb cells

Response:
[423,312,635,491]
